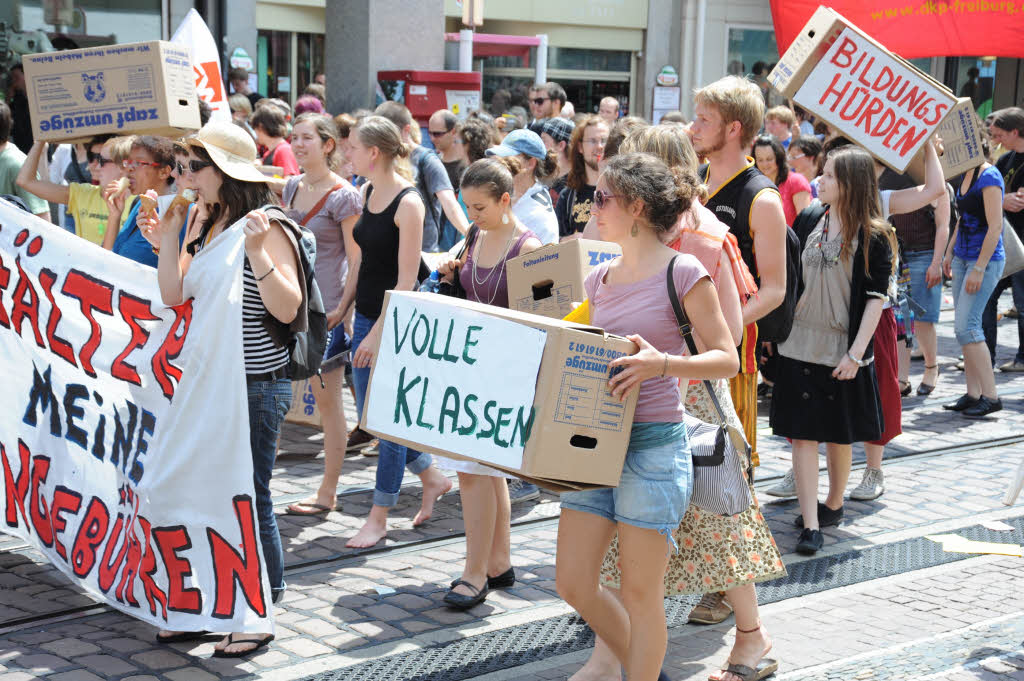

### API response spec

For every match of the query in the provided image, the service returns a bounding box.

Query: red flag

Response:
[770,0,1024,59]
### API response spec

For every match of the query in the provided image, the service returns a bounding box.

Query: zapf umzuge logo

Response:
[82,72,106,103]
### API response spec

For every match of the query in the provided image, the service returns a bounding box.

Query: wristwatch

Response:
[973,263,986,274]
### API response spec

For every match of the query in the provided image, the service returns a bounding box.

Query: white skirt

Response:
[432,455,514,479]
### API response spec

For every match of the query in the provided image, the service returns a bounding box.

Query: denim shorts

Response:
[951,255,1005,345]
[904,250,942,324]
[561,422,693,549]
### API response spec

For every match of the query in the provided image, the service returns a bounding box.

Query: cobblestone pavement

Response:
[1,294,1024,680]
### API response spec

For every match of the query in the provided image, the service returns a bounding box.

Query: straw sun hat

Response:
[186,121,268,184]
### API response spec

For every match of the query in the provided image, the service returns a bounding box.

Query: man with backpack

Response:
[375,102,470,252]
[687,76,789,628]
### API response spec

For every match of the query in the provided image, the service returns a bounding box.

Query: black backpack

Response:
[734,180,802,344]
[260,206,328,382]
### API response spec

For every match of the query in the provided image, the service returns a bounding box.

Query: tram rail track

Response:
[2,430,1022,635]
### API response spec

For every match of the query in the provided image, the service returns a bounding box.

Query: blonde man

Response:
[764,105,796,149]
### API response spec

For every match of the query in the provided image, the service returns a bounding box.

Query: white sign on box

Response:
[365,292,547,471]
[794,27,953,171]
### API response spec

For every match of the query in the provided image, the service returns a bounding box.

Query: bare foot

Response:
[709,625,773,681]
[413,469,453,526]
[569,655,622,681]
[346,520,387,548]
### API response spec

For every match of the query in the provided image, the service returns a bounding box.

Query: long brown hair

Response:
[567,115,607,191]
[829,146,896,274]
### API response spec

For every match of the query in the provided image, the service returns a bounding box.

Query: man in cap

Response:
[540,117,574,204]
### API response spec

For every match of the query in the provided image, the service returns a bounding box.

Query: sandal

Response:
[711,659,779,681]
[899,380,912,397]
[212,633,275,658]
[917,364,938,396]
[285,501,334,516]
[155,630,210,644]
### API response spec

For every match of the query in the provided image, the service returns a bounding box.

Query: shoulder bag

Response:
[436,225,480,298]
[666,255,754,516]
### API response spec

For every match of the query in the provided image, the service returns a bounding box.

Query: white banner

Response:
[365,292,547,471]
[172,9,231,123]
[0,200,272,634]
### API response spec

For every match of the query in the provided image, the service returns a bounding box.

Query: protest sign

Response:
[363,292,638,490]
[172,9,232,123]
[770,7,960,172]
[506,239,621,320]
[0,200,273,634]
[22,41,201,143]
[286,379,321,428]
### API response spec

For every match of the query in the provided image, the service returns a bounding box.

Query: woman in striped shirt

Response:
[144,122,302,658]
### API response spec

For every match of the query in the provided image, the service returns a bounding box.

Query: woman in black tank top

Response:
[336,116,452,550]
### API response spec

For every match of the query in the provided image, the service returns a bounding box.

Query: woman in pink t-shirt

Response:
[556,153,738,681]
[754,135,811,226]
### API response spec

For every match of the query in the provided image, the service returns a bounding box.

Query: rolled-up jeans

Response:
[352,310,433,507]
[951,255,1005,347]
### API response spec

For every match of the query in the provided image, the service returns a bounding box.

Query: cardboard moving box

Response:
[905,97,985,182]
[285,379,322,429]
[23,41,200,143]
[768,6,963,173]
[361,291,638,490]
[506,239,621,320]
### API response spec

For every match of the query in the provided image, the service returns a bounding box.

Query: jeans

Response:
[982,269,1024,364]
[904,250,942,324]
[951,256,1005,346]
[247,377,292,602]
[352,310,433,507]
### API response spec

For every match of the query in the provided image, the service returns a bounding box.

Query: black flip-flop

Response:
[212,633,275,658]
[155,630,210,644]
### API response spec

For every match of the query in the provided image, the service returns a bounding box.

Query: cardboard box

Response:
[361,291,638,490]
[285,379,321,428]
[905,97,985,183]
[506,239,621,319]
[23,41,200,143]
[768,6,958,172]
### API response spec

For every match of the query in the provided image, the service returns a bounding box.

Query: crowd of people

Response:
[3,63,1023,681]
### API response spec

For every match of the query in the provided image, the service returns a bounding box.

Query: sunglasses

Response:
[787,152,806,162]
[593,190,623,210]
[531,97,549,106]
[123,159,165,170]
[88,151,116,166]
[428,129,452,138]
[187,159,215,173]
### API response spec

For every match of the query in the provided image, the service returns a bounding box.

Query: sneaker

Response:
[346,427,376,453]
[688,591,733,625]
[849,467,885,501]
[795,501,844,528]
[764,468,796,498]
[508,479,540,504]
[962,396,1003,418]
[796,528,824,555]
[999,360,1024,373]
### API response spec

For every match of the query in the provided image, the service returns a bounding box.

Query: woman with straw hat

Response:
[143,121,303,658]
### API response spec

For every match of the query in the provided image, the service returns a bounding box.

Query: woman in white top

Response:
[485,129,559,245]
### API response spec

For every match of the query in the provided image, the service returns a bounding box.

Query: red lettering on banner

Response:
[2,440,30,528]
[886,77,909,103]
[11,257,45,348]
[50,486,83,561]
[38,268,78,368]
[136,517,168,619]
[115,519,143,607]
[894,125,931,157]
[923,102,949,127]
[29,455,53,547]
[112,292,159,386]
[899,86,927,118]
[207,495,267,619]
[153,526,203,614]
[71,497,110,577]
[829,36,859,68]
[151,299,193,401]
[839,87,869,121]
[60,270,114,378]
[98,513,129,593]
[857,56,877,87]
[871,109,898,137]
[884,118,908,149]
[0,250,11,328]
[872,66,895,92]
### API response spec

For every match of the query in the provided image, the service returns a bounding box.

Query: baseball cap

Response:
[541,117,575,144]
[486,129,547,161]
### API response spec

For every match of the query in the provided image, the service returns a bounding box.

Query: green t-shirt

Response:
[0,144,49,215]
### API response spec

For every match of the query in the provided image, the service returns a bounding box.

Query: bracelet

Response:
[255,264,276,281]
[972,263,986,274]
[847,351,866,367]
[661,352,669,377]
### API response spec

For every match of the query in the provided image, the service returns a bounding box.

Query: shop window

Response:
[297,32,324,96]
[950,57,996,119]
[258,30,291,101]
